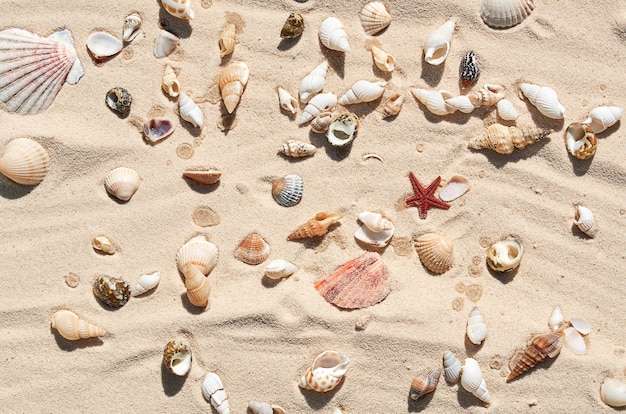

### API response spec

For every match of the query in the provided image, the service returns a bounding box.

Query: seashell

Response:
[287,212,343,241]
[220,61,249,114]
[104,167,140,201]
[339,80,386,105]
[161,0,195,20]
[299,61,329,104]
[371,46,395,72]
[507,329,564,381]
[410,367,441,400]
[92,235,116,254]
[178,92,203,128]
[182,167,222,185]
[519,83,566,119]
[548,305,564,331]
[480,0,535,29]
[439,175,470,202]
[414,233,454,274]
[163,340,192,376]
[299,350,351,392]
[130,271,160,297]
[281,12,304,39]
[183,263,211,307]
[360,1,392,35]
[461,358,490,404]
[565,122,597,160]
[358,211,394,232]
[311,112,333,134]
[278,140,316,158]
[486,236,524,272]
[355,211,395,247]
[93,275,131,308]
[143,118,175,143]
[459,51,480,88]
[444,95,475,114]
[382,93,404,117]
[202,372,230,414]
[326,112,360,147]
[314,252,390,309]
[443,350,462,384]
[272,174,304,207]
[51,310,105,341]
[468,84,505,107]
[468,124,552,155]
[583,106,623,134]
[162,65,180,98]
[105,87,132,115]
[467,306,488,345]
[411,88,455,116]
[123,13,142,42]
[601,378,626,408]
[264,259,298,280]
[563,326,586,355]
[574,205,597,238]
[423,20,455,65]
[176,235,219,275]
[319,17,350,53]
[234,233,270,265]
[0,28,84,115]
[248,401,286,414]
[277,87,297,114]
[218,24,236,58]
[571,318,591,335]
[299,92,337,125]
[86,31,123,60]
[496,98,519,120]
[0,138,50,185]
[154,30,179,58]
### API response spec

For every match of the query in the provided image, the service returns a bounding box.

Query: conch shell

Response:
[51,310,105,341]
[287,212,343,240]
[468,124,552,155]
[220,61,249,114]
[299,350,351,392]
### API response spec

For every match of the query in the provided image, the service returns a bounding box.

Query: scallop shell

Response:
[162,65,180,98]
[248,401,286,414]
[319,17,350,53]
[299,92,337,125]
[443,350,462,383]
[51,310,105,341]
[105,87,132,115]
[326,112,360,147]
[314,252,391,309]
[444,95,475,114]
[182,167,222,185]
[480,0,535,29]
[311,112,333,133]
[272,174,304,207]
[583,106,623,134]
[93,275,131,308]
[183,263,211,308]
[264,259,298,280]
[154,30,179,58]
[382,93,404,117]
[486,236,524,272]
[130,271,160,297]
[459,51,480,88]
[176,235,219,275]
[104,167,140,201]
[565,122,597,160]
[92,235,116,254]
[548,305,564,331]
[202,372,230,414]
[299,61,328,104]
[0,138,50,185]
[467,306,488,345]
[178,91,203,129]
[574,205,597,238]
[338,80,386,105]
[281,12,304,39]
[423,20,455,65]
[520,83,566,119]
[496,98,519,120]
[414,233,454,274]
[123,13,142,42]
[439,175,470,202]
[277,87,297,114]
[601,378,626,408]
[143,118,175,143]
[220,61,249,114]
[461,358,490,403]
[278,140,316,158]
[86,31,123,60]
[287,212,343,241]
[468,84,505,107]
[218,24,236,58]
[411,88,455,116]
[371,46,395,72]
[469,124,552,155]
[163,339,192,377]
[299,350,351,392]
[234,232,270,265]
[507,329,564,381]
[410,367,441,400]
[360,2,391,35]
[161,0,195,20]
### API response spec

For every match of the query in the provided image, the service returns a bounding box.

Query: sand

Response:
[1,0,625,412]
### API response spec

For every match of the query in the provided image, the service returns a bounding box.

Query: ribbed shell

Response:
[467,306,488,345]
[93,275,131,308]
[360,2,392,35]
[287,212,343,240]
[414,233,454,274]
[319,17,350,53]
[51,310,105,341]
[461,358,490,403]
[565,122,597,160]
[234,233,270,265]
[299,92,337,125]
[163,340,192,376]
[0,138,50,185]
[583,106,623,134]
[130,271,160,297]
[264,259,298,280]
[182,168,222,185]
[104,167,140,201]
[154,30,179,58]
[218,24,236,58]
[574,205,597,238]
[338,80,386,105]
[178,92,203,128]
[299,61,328,104]
[410,367,441,400]
[507,329,564,381]
[469,124,552,155]
[496,98,519,120]
[480,0,535,29]
[183,263,211,307]
[272,174,304,207]
[176,235,219,275]
[161,0,195,20]
[299,351,351,392]
[278,140,316,158]
[519,83,565,119]
[162,65,180,98]
[443,351,462,383]
[220,61,249,114]
[382,93,404,117]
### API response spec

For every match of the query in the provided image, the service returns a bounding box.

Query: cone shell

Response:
[480,0,535,29]
[583,106,623,134]
[574,205,597,238]
[220,61,249,114]
[486,236,524,272]
[202,372,230,414]
[130,271,160,297]
[234,233,270,265]
[183,263,211,307]
[467,306,488,345]
[383,93,404,117]
[319,17,350,53]
[496,98,519,120]
[339,80,386,105]
[601,378,626,408]
[360,2,391,35]
[87,31,123,60]
[414,233,454,274]
[272,174,304,207]
[565,122,597,160]
[178,91,203,129]
[162,65,180,98]
[182,167,222,185]
[371,46,395,72]
[163,339,192,376]
[51,310,105,341]
[154,30,179,58]
[264,259,298,280]
[299,61,328,104]
[277,87,297,114]
[176,235,219,275]
[459,51,480,88]
[281,12,304,39]
[314,252,391,309]
[287,212,343,241]
[411,88,455,116]
[143,118,175,143]
[218,24,236,58]
[443,350,462,383]
[423,20,455,65]
[0,138,50,185]
[461,358,490,403]
[326,112,360,147]
[507,329,564,381]
[520,83,566,119]
[161,0,195,20]
[469,124,552,155]
[123,13,142,42]
[299,350,351,392]
[93,275,131,308]
[104,167,140,201]
[278,140,316,158]
[468,84,505,107]
[410,368,441,400]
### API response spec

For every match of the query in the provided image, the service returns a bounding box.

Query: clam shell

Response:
[459,51,480,88]
[143,118,175,143]
[411,88,455,116]
[86,31,122,60]
[104,167,140,201]
[287,212,343,240]
[105,87,132,115]
[338,80,386,105]
[563,326,586,355]
[565,122,597,160]
[218,23,236,58]
[423,20,455,65]
[183,263,211,308]
[93,275,131,308]
[311,112,333,133]
[486,236,524,272]
[382,93,404,117]
[92,235,116,254]
[496,98,519,120]
[414,233,454,274]
[507,329,564,381]
[583,106,623,134]
[279,140,316,158]
[130,271,160,297]
[176,235,219,275]
[277,87,297,114]
[220,61,249,114]
[299,61,328,104]
[182,167,222,185]
[161,0,195,19]
[299,350,351,392]
[480,0,535,29]
[571,318,591,335]
[0,138,50,185]
[410,367,441,400]
[272,174,304,207]
[123,13,142,42]
[469,124,552,155]
[264,259,298,280]
[281,12,304,39]
[461,358,490,403]
[360,1,391,35]
[443,350,462,383]
[163,340,192,376]
[299,92,337,125]
[601,378,626,408]
[467,306,488,345]
[51,310,105,341]
[371,46,395,72]
[520,83,565,119]
[179,92,203,129]
[234,233,270,265]
[439,175,470,202]
[326,112,360,147]
[548,305,564,331]
[319,17,350,53]
[154,30,179,58]
[574,205,596,238]
[162,65,180,98]
[202,372,230,414]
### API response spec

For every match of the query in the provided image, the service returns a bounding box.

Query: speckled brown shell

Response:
[280,12,304,39]
[234,232,270,265]
[468,124,552,155]
[93,275,130,308]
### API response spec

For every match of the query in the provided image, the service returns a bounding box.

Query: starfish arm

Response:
[405,174,450,219]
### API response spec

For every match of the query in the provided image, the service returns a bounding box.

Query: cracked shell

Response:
[163,339,192,376]
[123,13,142,42]
[486,236,523,272]
[383,93,404,117]
[414,233,454,274]
[93,275,130,308]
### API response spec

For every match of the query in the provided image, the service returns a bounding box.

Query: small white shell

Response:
[548,305,564,331]
[480,0,535,29]
[248,401,286,414]
[278,140,316,158]
[423,20,455,65]
[574,205,596,238]
[92,235,115,254]
[583,106,623,134]
[461,358,490,404]
[86,31,123,60]
[571,318,591,335]
[104,167,140,201]
[277,87,297,114]
[563,326,586,355]
[520,83,566,119]
[176,235,219,275]
[299,61,328,104]
[411,88,455,116]
[496,98,519,120]
[354,225,394,248]
[264,259,298,280]
[130,271,160,297]
[161,0,195,20]
[202,372,230,414]
[298,93,337,125]
[319,17,350,53]
[371,46,395,72]
[179,92,203,129]
[444,95,475,114]
[154,30,179,58]
[466,306,488,345]
[162,65,180,98]
[439,175,470,202]
[601,378,626,407]
[123,13,142,42]
[0,138,50,185]
[358,211,393,232]
[443,350,462,383]
[360,1,392,35]
[339,80,386,105]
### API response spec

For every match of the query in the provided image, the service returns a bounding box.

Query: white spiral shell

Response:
[583,106,623,134]
[461,358,490,404]
[496,98,519,120]
[130,271,160,297]
[443,350,462,383]
[466,306,488,345]
[339,80,386,105]
[574,205,596,238]
[202,372,230,414]
[319,17,350,53]
[298,93,337,125]
[444,95,475,114]
[178,92,203,129]
[277,87,297,114]
[299,61,328,104]
[411,88,455,116]
[423,20,455,65]
[520,83,566,119]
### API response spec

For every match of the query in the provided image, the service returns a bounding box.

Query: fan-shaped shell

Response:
[496,98,519,120]
[0,28,84,114]
[0,138,50,185]
[443,351,462,383]
[583,106,623,134]
[601,378,626,408]
[459,51,480,88]
[279,140,316,158]
[461,358,490,403]
[360,2,391,35]
[163,339,192,376]
[178,92,203,128]
[423,20,455,65]
[87,31,122,60]
[154,30,179,58]
[507,329,564,381]
[218,24,236,58]
[202,372,230,414]
[414,233,454,274]
[264,259,298,280]
[176,235,219,275]
[468,84,505,107]
[480,0,535,29]
[410,367,441,400]
[339,80,386,105]
[486,236,524,272]
[183,263,211,307]
[272,174,304,207]
[104,167,140,201]
[299,61,328,104]
[162,65,180,98]
[383,93,404,117]
[130,271,160,297]
[281,12,304,39]
[319,17,350,53]
[287,212,343,240]
[234,233,270,265]
[574,205,596,238]
[467,306,488,345]
[469,124,552,155]
[220,61,249,114]
[123,13,142,42]
[411,88,455,116]
[143,118,175,143]
[439,175,470,202]
[327,112,360,147]
[299,350,351,392]
[182,167,222,185]
[161,0,195,20]
[299,92,337,125]
[371,46,395,72]
[565,122,597,160]
[93,275,131,308]
[277,87,297,114]
[51,310,105,341]
[520,83,565,119]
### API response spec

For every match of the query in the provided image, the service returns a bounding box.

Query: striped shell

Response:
[163,339,192,376]
[299,351,351,392]
[161,0,195,20]
[319,17,350,53]
[444,95,475,114]
[272,174,304,207]
[287,212,343,241]
[182,167,222,185]
[104,167,140,201]
[565,122,597,160]
[520,83,565,119]
[311,112,333,133]
[130,271,161,297]
[218,24,236,58]
[459,51,480,88]
[469,124,552,155]
[234,232,270,265]
[93,275,131,308]
[220,61,249,114]
[496,98,519,120]
[176,235,219,275]
[0,138,50,185]
[411,88,455,116]
[51,310,105,341]
[480,0,535,29]
[414,233,454,274]
[468,84,505,107]
[183,263,211,308]
[360,2,392,35]
[410,367,441,400]
[154,30,179,58]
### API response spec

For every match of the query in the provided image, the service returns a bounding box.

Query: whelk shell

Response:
[520,82,566,119]
[178,92,203,129]
[130,271,160,297]
[360,2,391,35]
[411,88,455,116]
[105,87,132,115]
[281,12,304,39]
[467,306,488,345]
[468,84,505,107]
[459,51,480,88]
[583,106,623,134]
[234,232,270,265]
[51,310,105,341]
[443,350,462,383]
[439,175,470,202]
[143,118,175,143]
[601,378,626,408]
[104,167,140,201]
[507,328,564,381]
[338,80,386,105]
[218,23,236,58]
[410,367,441,400]
[163,339,192,376]
[299,350,351,392]
[314,252,390,309]
[0,138,50,185]
[202,372,230,414]
[161,0,195,20]
[183,263,211,307]
[444,95,475,114]
[92,235,115,254]
[299,61,328,104]
[480,0,535,29]
[154,30,179,58]
[414,233,454,274]
[162,65,180,98]
[299,92,337,125]
[486,236,524,272]
[287,212,343,241]
[311,112,333,133]
[496,98,519,120]
[176,235,219,275]
[248,401,286,414]
[278,140,316,158]
[423,20,455,65]
[461,358,490,404]
[382,93,404,117]
[123,13,142,42]
[468,124,552,155]
[565,122,597,160]
[220,61,249,114]
[93,275,131,308]
[326,112,360,147]
[319,17,350,53]
[574,205,596,238]
[371,46,395,72]
[182,167,222,185]
[86,31,123,60]
[264,259,298,280]
[277,87,297,114]
[272,174,304,207]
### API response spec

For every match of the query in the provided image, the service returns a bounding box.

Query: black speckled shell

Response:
[459,51,480,89]
[93,275,130,308]
[280,13,304,39]
[105,87,132,114]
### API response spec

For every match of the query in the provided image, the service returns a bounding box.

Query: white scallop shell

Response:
[583,106,623,134]
[319,17,350,53]
[496,98,519,120]
[176,235,219,275]
[574,205,596,238]
[299,61,328,104]
[161,0,195,19]
[461,358,490,404]
[571,318,591,335]
[299,350,351,392]
[563,326,586,355]
[443,350,462,383]
[548,305,564,331]
[423,19,455,65]
[123,13,142,42]
[371,46,395,72]
[0,138,50,185]
[601,378,626,407]
[248,401,286,414]
[130,271,160,297]
[298,93,337,125]
[87,31,123,60]
[154,30,179,58]
[339,80,386,105]
[104,167,140,201]
[202,372,230,414]
[466,306,488,345]
[411,88,454,116]
[520,83,565,119]
[264,259,298,280]
[439,175,470,202]
[360,1,392,35]
[179,92,203,129]
[277,87,297,114]
[480,0,535,29]
[444,95,475,114]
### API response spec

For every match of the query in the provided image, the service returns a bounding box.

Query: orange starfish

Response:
[405,173,450,219]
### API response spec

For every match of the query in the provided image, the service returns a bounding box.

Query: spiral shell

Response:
[130,271,160,297]
[154,30,179,58]
[319,17,350,53]
[220,61,249,114]
[423,20,455,65]
[178,92,203,129]
[480,0,535,29]
[468,84,505,107]
[272,174,304,207]
[411,88,455,116]
[93,275,131,308]
[264,259,298,280]
[182,168,222,185]
[123,13,142,42]
[371,46,395,72]
[92,235,116,254]
[327,112,360,147]
[444,95,475,114]
[299,350,351,392]
[443,350,462,383]
[218,24,236,58]
[468,124,552,155]
[299,92,337,125]
[520,83,566,119]
[299,61,328,104]
[461,358,490,403]
[507,329,564,381]
[459,51,480,88]
[287,212,343,241]
[105,87,132,115]
[574,205,596,238]
[278,140,316,158]
[355,211,395,248]
[176,235,219,275]
[583,106,623,134]
[87,31,123,60]
[248,401,286,414]
[383,93,404,117]
[104,167,140,201]
[601,378,626,408]
[486,236,524,272]
[496,98,519,120]
[51,310,106,341]
[234,233,270,265]
[339,80,386,105]
[183,263,211,307]
[277,87,297,114]
[161,0,195,20]
[414,233,454,274]
[410,367,441,400]
[360,2,391,35]
[0,138,50,185]
[467,306,488,345]
[163,339,192,376]
[162,65,180,98]
[202,372,230,414]
[565,122,597,160]
[280,12,304,39]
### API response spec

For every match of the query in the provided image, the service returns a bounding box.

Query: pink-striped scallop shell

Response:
[234,232,270,265]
